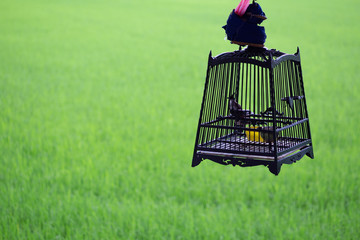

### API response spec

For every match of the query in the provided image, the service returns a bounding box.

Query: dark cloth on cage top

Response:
[223,3,267,45]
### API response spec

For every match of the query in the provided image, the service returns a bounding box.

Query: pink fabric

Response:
[234,0,250,17]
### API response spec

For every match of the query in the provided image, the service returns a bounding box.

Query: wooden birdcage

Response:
[192,47,314,175]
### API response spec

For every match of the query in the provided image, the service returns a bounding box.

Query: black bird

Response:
[228,95,244,133]
[229,95,242,115]
[228,95,253,119]
[228,95,255,134]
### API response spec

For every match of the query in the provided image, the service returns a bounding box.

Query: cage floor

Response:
[199,133,305,158]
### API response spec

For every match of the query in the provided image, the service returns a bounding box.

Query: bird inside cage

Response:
[228,95,253,133]
[228,95,253,118]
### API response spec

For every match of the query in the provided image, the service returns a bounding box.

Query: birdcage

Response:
[192,46,314,175]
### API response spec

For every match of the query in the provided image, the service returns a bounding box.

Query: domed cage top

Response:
[192,47,314,175]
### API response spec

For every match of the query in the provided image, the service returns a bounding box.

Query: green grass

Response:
[0,0,359,239]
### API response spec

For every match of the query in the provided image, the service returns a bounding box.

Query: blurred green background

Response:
[0,0,359,239]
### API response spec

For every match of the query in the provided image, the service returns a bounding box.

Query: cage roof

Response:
[209,47,300,68]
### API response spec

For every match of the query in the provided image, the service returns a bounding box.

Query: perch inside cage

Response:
[192,47,314,175]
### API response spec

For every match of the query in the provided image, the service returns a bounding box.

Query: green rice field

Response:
[0,0,359,239]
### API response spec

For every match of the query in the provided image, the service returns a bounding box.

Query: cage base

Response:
[192,145,313,175]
